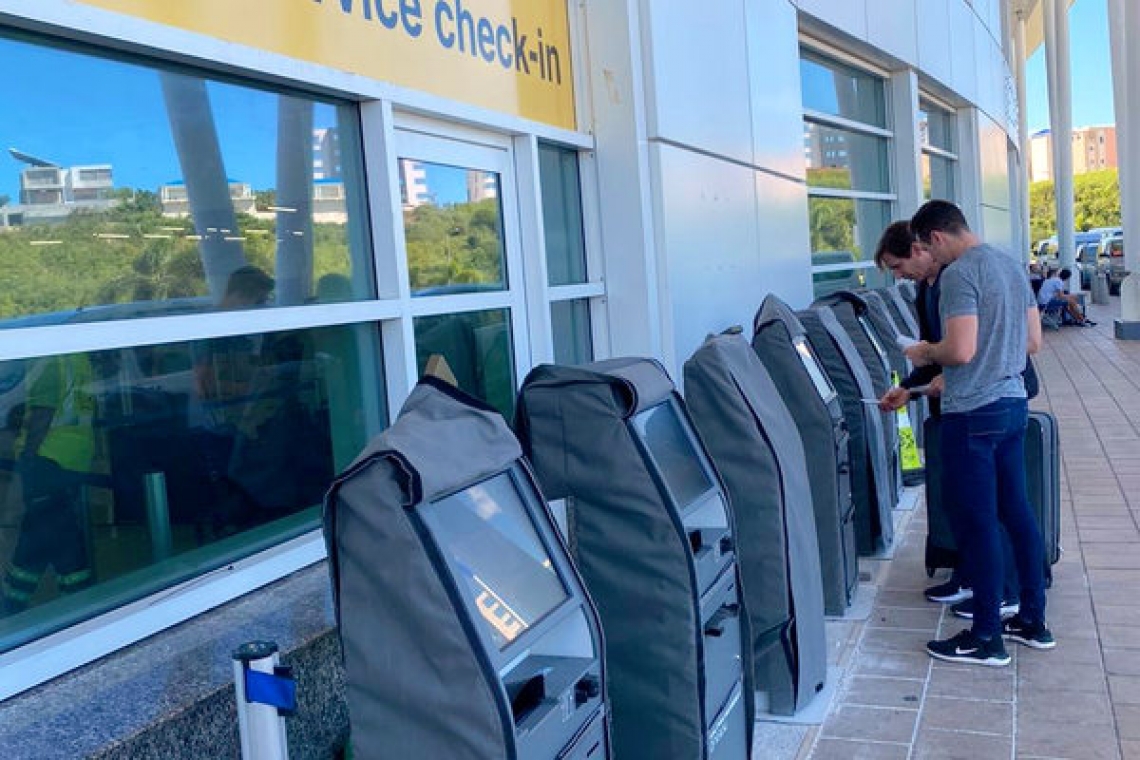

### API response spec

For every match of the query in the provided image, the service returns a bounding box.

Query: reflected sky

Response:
[0,36,338,199]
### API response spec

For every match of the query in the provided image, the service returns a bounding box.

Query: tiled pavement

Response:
[757,298,1140,760]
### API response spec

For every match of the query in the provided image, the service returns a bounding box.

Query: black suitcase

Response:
[1025,410,1062,567]
[922,411,1061,580]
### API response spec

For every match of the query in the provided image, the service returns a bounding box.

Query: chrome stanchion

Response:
[232,641,295,760]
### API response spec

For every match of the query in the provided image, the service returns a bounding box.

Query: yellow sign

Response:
[74,0,576,130]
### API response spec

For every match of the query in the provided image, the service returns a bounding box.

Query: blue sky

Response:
[1025,0,1115,133]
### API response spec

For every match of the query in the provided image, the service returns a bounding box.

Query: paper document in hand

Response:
[896,335,918,350]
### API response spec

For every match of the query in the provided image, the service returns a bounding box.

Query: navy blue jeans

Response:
[941,397,1046,638]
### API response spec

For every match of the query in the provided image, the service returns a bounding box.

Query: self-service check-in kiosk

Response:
[516,358,752,760]
[752,295,858,615]
[812,293,902,504]
[797,307,895,556]
[880,285,921,341]
[860,288,928,457]
[324,377,609,760]
[684,330,828,716]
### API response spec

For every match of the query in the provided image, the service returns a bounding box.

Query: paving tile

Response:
[1110,675,1140,705]
[865,606,942,631]
[926,664,1014,701]
[1080,528,1140,543]
[1094,604,1140,627]
[1122,739,1140,760]
[809,737,910,759]
[1017,689,1113,726]
[918,695,1012,735]
[841,675,925,710]
[860,627,934,655]
[1118,703,1140,740]
[1105,649,1140,677]
[912,727,1011,759]
[851,650,932,680]
[1102,624,1140,649]
[819,704,918,744]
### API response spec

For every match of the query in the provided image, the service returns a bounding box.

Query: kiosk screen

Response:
[424,471,569,650]
[632,400,715,506]
[794,337,837,403]
[858,315,888,366]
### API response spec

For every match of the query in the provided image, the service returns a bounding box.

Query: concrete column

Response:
[1043,0,1076,285]
[1014,10,1031,260]
[889,70,923,218]
[1108,0,1140,335]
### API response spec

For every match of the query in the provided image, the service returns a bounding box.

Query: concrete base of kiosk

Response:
[753,665,842,726]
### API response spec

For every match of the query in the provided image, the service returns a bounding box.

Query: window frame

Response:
[0,16,602,701]
[801,47,897,293]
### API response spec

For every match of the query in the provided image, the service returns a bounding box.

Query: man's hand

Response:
[904,341,934,367]
[927,375,945,397]
[878,386,910,412]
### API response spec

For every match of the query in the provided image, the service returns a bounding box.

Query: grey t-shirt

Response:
[939,243,1036,414]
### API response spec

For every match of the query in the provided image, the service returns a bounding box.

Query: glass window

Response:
[919,102,955,152]
[400,160,506,296]
[537,144,587,286]
[414,309,516,418]
[0,323,382,651]
[922,153,956,201]
[551,299,593,365]
[0,35,373,322]
[800,52,886,128]
[809,197,892,297]
[803,122,890,193]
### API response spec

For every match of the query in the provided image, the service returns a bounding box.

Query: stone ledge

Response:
[0,563,348,760]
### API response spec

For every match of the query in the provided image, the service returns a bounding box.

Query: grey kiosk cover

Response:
[752,295,856,615]
[684,331,828,715]
[880,284,921,339]
[323,378,606,760]
[516,358,753,760]
[797,307,895,555]
[812,294,901,504]
[860,288,928,453]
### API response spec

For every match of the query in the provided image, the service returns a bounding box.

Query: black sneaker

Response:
[925,580,972,604]
[1002,615,1056,650]
[951,597,1019,620]
[927,629,1011,667]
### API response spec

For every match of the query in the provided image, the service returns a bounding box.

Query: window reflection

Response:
[0,323,379,644]
[538,144,587,286]
[0,35,372,321]
[551,300,592,365]
[803,123,890,193]
[400,159,506,295]
[414,309,515,417]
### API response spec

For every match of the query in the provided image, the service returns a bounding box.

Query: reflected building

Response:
[1,149,117,226]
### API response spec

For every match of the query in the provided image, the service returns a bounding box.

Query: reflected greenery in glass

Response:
[401,160,506,295]
[414,309,515,417]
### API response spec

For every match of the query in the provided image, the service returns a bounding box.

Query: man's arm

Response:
[1026,305,1042,355]
[907,314,977,367]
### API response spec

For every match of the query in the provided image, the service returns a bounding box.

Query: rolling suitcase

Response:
[1025,410,1062,568]
[922,410,1061,581]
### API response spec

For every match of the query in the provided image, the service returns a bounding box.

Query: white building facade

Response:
[0,0,1035,752]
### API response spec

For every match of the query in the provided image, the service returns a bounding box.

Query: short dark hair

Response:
[910,199,969,243]
[225,265,275,302]
[874,221,915,269]
[1059,267,1072,280]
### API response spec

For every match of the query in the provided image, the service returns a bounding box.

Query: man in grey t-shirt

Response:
[904,200,1054,667]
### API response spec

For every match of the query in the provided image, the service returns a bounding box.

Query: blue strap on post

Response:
[244,667,297,716]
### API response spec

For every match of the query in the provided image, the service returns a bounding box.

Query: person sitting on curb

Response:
[1037,268,1095,326]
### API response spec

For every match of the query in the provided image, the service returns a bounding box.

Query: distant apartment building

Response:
[0,151,117,226]
[1029,125,1117,183]
[159,179,257,216]
[312,127,341,180]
